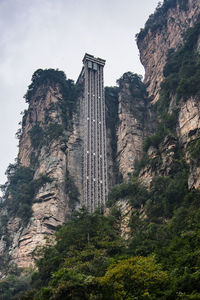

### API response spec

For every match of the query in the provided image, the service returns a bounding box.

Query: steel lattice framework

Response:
[78,54,108,212]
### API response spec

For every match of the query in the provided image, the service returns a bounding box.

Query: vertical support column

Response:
[81,54,107,212]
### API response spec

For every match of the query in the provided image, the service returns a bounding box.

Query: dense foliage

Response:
[116,72,147,100]
[108,175,200,299]
[29,124,44,149]
[29,123,64,151]
[7,167,200,299]
[24,68,80,131]
[162,21,200,101]
[24,69,75,104]
[136,0,189,42]
[98,256,169,299]
[11,209,170,299]
[19,209,125,299]
[0,272,31,300]
[0,164,51,223]
[107,177,148,209]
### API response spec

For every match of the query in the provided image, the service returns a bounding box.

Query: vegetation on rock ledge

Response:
[136,0,189,43]
[137,20,200,174]
[0,164,51,223]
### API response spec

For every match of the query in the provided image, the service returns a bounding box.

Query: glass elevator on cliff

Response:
[78,53,108,212]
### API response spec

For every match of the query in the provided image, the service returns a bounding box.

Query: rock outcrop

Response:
[178,96,200,189]
[10,82,80,268]
[136,0,200,189]
[115,73,149,180]
[105,72,154,183]
[137,0,200,103]
[0,73,85,270]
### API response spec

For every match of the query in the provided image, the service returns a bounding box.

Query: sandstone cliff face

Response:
[3,80,83,269]
[137,0,200,103]
[105,73,153,184]
[136,0,200,189]
[178,95,200,189]
[138,90,200,190]
[116,73,149,180]
[139,136,178,187]
[12,85,69,268]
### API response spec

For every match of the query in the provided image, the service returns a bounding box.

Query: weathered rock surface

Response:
[105,73,153,183]
[7,83,83,268]
[178,97,200,144]
[116,74,148,180]
[177,96,200,189]
[138,94,200,188]
[137,0,200,103]
[66,94,85,210]
[135,0,200,189]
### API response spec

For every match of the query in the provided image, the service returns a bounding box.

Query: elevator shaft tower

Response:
[79,53,108,212]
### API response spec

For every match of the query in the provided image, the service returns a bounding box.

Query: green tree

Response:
[98,256,169,299]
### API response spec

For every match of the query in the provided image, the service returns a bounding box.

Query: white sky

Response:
[0,0,159,187]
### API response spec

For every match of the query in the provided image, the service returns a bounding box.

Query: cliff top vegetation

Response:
[24,69,76,104]
[136,0,189,43]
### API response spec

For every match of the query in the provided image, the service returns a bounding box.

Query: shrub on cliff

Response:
[136,0,189,43]
[24,69,67,103]
[0,164,51,223]
[23,69,80,129]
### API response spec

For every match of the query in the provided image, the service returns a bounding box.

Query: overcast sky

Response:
[0,0,159,187]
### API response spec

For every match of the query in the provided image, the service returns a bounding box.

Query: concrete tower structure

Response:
[78,53,108,212]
